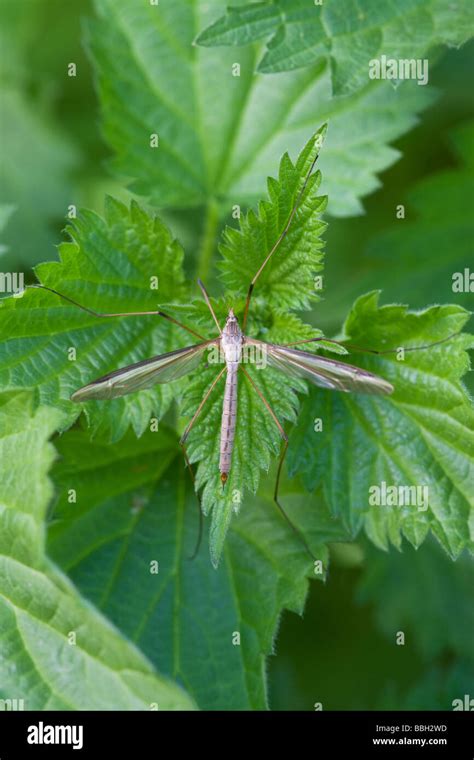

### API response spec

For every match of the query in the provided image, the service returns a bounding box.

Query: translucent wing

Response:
[71,340,217,401]
[246,339,394,395]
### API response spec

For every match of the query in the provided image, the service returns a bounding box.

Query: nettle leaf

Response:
[196,0,474,93]
[219,126,327,310]
[47,425,350,709]
[183,346,304,567]
[0,197,189,441]
[0,392,194,710]
[170,133,329,565]
[288,292,474,558]
[88,0,435,216]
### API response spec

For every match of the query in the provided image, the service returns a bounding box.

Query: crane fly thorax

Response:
[221,309,243,364]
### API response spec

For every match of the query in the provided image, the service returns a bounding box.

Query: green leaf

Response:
[219,125,327,311]
[287,292,474,558]
[0,393,64,567]
[175,132,328,564]
[0,391,195,710]
[87,0,435,217]
[0,197,189,441]
[196,0,474,93]
[47,424,349,709]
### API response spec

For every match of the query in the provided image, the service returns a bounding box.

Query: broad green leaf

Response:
[0,392,64,568]
[287,292,474,558]
[0,197,189,441]
[219,125,327,311]
[0,559,195,710]
[197,0,474,93]
[0,391,195,710]
[47,425,350,709]
[88,0,435,217]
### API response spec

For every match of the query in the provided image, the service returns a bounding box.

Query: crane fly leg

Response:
[29,284,206,340]
[281,332,462,355]
[180,366,226,444]
[179,366,226,559]
[239,366,316,562]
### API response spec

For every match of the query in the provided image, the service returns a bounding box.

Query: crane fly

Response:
[30,130,459,559]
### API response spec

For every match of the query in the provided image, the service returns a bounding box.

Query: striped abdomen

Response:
[219,364,238,484]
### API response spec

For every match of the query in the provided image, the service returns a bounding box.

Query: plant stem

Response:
[196,199,219,283]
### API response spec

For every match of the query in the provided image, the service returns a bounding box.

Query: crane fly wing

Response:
[246,339,394,395]
[71,340,218,402]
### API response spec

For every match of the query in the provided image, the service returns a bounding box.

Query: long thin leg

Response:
[179,367,226,559]
[281,332,463,355]
[180,366,226,443]
[273,440,316,561]
[242,136,323,331]
[197,278,222,333]
[240,366,287,441]
[29,284,206,340]
[240,366,316,561]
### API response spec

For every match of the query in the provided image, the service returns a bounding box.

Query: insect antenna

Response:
[197,278,222,333]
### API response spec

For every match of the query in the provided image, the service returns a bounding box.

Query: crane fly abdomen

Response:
[219,309,243,485]
[219,365,238,485]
